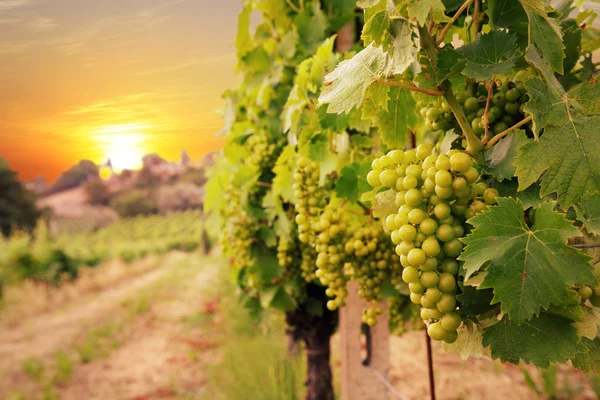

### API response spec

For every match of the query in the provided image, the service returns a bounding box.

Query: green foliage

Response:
[83,178,111,206]
[47,160,98,194]
[217,0,600,373]
[22,357,45,381]
[0,158,41,237]
[110,189,158,218]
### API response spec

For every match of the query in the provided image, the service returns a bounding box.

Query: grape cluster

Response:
[245,131,286,171]
[220,189,256,278]
[277,233,308,303]
[344,226,402,326]
[314,205,350,310]
[418,81,530,137]
[367,145,498,342]
[293,156,333,281]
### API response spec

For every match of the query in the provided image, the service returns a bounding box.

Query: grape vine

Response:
[210,0,600,389]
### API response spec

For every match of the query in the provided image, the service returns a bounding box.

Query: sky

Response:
[0,0,242,181]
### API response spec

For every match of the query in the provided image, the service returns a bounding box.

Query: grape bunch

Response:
[220,189,256,278]
[367,145,498,342]
[277,232,308,303]
[293,156,333,281]
[245,130,286,171]
[314,205,350,311]
[343,226,402,326]
[418,81,530,137]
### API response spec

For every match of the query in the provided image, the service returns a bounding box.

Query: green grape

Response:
[367,170,382,187]
[428,323,447,341]
[579,286,593,300]
[438,272,457,293]
[407,248,427,266]
[443,239,463,258]
[380,170,397,187]
[443,330,458,344]
[421,238,441,257]
[505,88,520,102]
[483,188,499,205]
[420,271,439,288]
[436,294,457,313]
[441,312,462,331]
[402,266,420,283]
[464,97,479,112]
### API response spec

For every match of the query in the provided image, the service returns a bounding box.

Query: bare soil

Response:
[1,253,597,400]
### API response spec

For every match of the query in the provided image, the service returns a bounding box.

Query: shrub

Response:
[47,160,98,194]
[110,190,158,218]
[0,158,41,237]
[84,178,111,206]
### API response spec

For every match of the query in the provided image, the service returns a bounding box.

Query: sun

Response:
[93,124,150,172]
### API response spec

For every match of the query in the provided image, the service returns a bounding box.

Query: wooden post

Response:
[340,281,390,400]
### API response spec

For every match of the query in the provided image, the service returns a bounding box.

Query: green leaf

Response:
[257,226,277,247]
[484,130,531,182]
[521,1,565,74]
[235,4,253,60]
[561,19,582,74]
[406,0,446,26]
[457,284,496,317]
[272,146,298,203]
[516,78,600,207]
[488,0,528,35]
[250,245,281,284]
[373,86,418,149]
[443,323,489,360]
[439,129,460,154]
[572,337,600,372]
[576,192,600,235]
[335,161,372,203]
[573,305,600,340]
[390,19,416,74]
[319,44,389,114]
[456,30,521,80]
[460,198,596,323]
[260,285,297,311]
[496,179,544,210]
[303,296,324,317]
[569,77,600,115]
[380,280,400,298]
[362,10,391,47]
[482,313,587,368]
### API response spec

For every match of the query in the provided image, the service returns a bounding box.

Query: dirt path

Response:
[0,252,221,400]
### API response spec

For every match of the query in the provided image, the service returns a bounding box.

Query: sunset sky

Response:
[0,0,242,181]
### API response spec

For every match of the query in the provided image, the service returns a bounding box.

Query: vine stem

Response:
[425,329,436,400]
[377,79,443,97]
[571,243,600,249]
[485,115,533,150]
[436,0,474,45]
[481,77,495,144]
[472,0,481,39]
[256,181,273,188]
[418,26,483,155]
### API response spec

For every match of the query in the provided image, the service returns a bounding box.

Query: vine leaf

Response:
[439,129,459,154]
[496,180,544,210]
[319,44,388,114]
[576,192,600,235]
[443,323,489,360]
[373,86,417,149]
[456,30,520,80]
[406,0,446,26]
[390,19,416,74]
[272,146,298,203]
[460,198,596,324]
[573,306,600,340]
[569,77,600,115]
[487,0,528,35]
[521,0,565,74]
[362,9,390,48]
[482,313,587,368]
[516,78,600,207]
[484,130,530,182]
[260,285,296,311]
[573,338,600,373]
[335,161,372,203]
